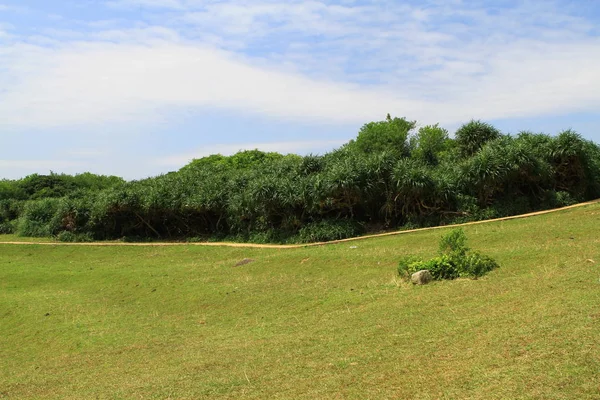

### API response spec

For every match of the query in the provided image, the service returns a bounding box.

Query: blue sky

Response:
[1,0,599,180]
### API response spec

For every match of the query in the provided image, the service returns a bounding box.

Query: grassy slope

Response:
[1,204,599,399]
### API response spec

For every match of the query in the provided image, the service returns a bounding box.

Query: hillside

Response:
[1,202,599,399]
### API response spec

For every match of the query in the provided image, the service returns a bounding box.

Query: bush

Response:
[0,220,15,234]
[349,115,415,156]
[296,220,363,243]
[426,255,459,280]
[438,228,468,256]
[398,229,499,281]
[455,120,502,157]
[0,199,23,233]
[56,231,94,243]
[247,230,292,244]
[15,198,62,237]
[457,252,499,278]
[397,255,422,279]
[398,255,459,280]
[554,191,577,207]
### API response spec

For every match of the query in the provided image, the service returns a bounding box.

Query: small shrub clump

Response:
[398,228,499,280]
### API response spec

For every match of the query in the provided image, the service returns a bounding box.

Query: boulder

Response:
[411,270,433,285]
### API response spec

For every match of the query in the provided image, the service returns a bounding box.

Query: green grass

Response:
[1,204,599,399]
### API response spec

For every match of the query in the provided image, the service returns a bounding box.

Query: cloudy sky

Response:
[1,0,599,179]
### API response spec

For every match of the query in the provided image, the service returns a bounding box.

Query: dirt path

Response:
[1,199,598,249]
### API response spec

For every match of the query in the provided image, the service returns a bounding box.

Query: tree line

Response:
[2,117,599,243]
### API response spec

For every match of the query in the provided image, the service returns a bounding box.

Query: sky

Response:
[1,0,599,180]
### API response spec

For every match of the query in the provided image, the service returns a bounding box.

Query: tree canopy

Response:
[2,117,599,243]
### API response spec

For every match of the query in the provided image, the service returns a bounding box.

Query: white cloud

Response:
[0,40,433,130]
[0,0,599,135]
[0,35,599,133]
[158,139,346,167]
[1,0,599,179]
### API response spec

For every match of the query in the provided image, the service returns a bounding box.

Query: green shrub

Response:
[397,255,422,278]
[426,255,459,280]
[398,255,459,280]
[438,228,468,256]
[296,220,363,243]
[16,198,62,237]
[0,220,15,234]
[540,190,578,210]
[349,115,415,156]
[248,230,290,244]
[398,229,499,281]
[489,196,532,217]
[56,231,94,243]
[0,199,23,234]
[457,251,499,278]
[555,191,577,207]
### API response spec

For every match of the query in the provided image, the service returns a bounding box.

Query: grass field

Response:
[1,203,599,399]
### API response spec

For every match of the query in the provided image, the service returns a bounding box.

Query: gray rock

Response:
[411,270,433,285]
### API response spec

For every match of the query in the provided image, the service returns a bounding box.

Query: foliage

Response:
[455,120,502,158]
[295,219,363,243]
[2,116,600,243]
[181,149,285,172]
[438,228,468,256]
[410,124,452,165]
[0,173,123,201]
[553,191,578,207]
[458,251,500,278]
[347,115,416,156]
[15,198,62,237]
[398,229,499,280]
[397,255,422,279]
[0,180,26,201]
[56,231,94,243]
[0,221,15,234]
[18,172,123,200]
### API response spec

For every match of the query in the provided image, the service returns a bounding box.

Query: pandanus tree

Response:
[548,130,600,199]
[320,151,372,219]
[391,158,437,220]
[459,138,511,207]
[4,115,600,244]
[243,162,302,232]
[459,136,550,207]
[360,151,397,225]
[455,120,502,158]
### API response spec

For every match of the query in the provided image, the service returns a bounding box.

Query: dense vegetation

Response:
[0,173,123,237]
[2,116,600,243]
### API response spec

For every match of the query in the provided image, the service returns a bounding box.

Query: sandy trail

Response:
[1,199,598,249]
